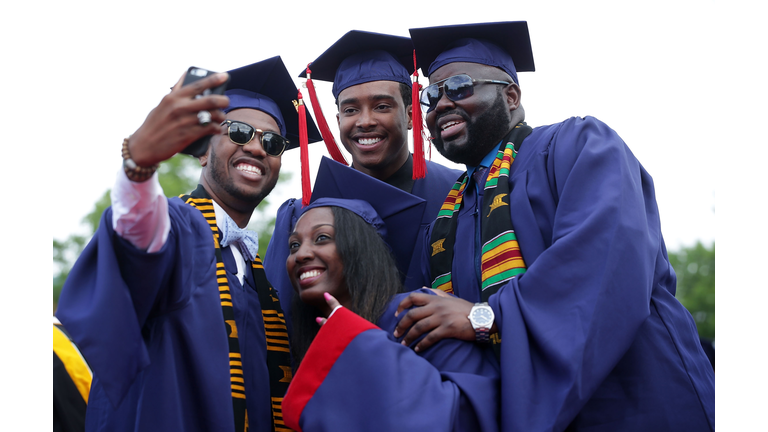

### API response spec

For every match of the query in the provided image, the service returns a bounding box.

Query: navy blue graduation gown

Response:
[56,198,277,432]
[283,289,500,432]
[421,116,715,431]
[265,159,461,336]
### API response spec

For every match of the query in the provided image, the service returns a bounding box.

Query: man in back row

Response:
[265,31,461,328]
[56,57,321,432]
[395,21,716,431]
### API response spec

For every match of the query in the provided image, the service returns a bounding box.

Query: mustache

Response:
[435,109,468,124]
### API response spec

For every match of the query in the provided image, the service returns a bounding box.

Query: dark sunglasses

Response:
[221,120,289,157]
[420,74,512,113]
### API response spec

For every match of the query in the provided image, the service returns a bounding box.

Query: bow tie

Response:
[218,214,259,262]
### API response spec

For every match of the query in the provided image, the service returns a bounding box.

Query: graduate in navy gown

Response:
[264,31,462,333]
[281,198,500,432]
[392,22,715,431]
[56,57,322,432]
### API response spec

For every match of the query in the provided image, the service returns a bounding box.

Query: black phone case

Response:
[180,67,229,157]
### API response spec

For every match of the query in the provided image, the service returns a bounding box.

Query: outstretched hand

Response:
[127,71,231,167]
[315,292,342,327]
[393,289,477,352]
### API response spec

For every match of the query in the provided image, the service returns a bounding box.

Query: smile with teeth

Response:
[441,120,464,131]
[299,269,323,281]
[357,137,382,146]
[236,163,262,175]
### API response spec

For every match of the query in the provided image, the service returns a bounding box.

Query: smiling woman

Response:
[287,202,401,365]
[281,198,501,432]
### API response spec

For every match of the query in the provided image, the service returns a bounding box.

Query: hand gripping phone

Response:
[179,66,229,157]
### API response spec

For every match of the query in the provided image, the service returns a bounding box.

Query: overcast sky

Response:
[40,0,724,253]
[5,0,764,426]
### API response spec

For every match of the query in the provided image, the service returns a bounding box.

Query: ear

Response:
[198,147,211,167]
[336,112,341,128]
[407,104,413,130]
[505,83,522,112]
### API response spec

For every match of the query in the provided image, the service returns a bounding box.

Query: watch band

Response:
[475,327,491,343]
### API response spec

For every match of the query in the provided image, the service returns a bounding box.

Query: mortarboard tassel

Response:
[296,91,311,206]
[412,51,426,179]
[304,64,348,166]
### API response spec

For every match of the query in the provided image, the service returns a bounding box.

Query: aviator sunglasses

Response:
[420,74,512,113]
[221,120,290,157]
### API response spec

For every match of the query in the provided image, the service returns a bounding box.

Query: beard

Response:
[208,148,278,206]
[431,91,512,166]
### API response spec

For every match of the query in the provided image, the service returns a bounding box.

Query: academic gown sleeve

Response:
[56,199,234,431]
[422,116,714,431]
[283,290,500,432]
[264,198,304,337]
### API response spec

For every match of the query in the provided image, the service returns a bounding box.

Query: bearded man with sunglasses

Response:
[56,57,321,432]
[393,22,715,432]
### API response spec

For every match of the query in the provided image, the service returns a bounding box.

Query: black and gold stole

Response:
[430,123,532,308]
[182,186,292,432]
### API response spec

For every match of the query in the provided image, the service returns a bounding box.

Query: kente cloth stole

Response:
[430,124,533,303]
[182,186,292,432]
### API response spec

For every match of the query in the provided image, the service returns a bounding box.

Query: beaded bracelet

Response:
[121,137,158,182]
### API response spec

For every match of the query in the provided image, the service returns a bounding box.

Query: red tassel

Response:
[305,64,348,166]
[297,91,311,206]
[411,51,426,179]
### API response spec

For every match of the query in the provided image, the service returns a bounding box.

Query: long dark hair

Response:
[291,206,403,367]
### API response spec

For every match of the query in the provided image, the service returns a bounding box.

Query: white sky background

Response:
[41,0,722,252]
[3,0,764,427]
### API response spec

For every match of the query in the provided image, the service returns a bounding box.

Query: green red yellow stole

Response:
[182,186,292,432]
[430,124,532,304]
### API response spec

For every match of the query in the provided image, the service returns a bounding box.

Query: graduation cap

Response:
[299,30,414,100]
[226,56,323,205]
[409,21,535,84]
[299,30,429,179]
[307,156,427,280]
[225,56,322,149]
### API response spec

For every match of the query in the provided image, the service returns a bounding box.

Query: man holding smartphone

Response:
[57,57,321,432]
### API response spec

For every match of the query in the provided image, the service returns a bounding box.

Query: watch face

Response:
[471,307,493,327]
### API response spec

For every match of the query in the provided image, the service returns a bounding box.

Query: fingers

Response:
[176,72,230,98]
[394,295,477,352]
[393,294,435,337]
[186,94,230,113]
[171,71,187,92]
[430,288,453,298]
[394,292,431,317]
[316,317,327,327]
[399,315,441,352]
[324,292,341,309]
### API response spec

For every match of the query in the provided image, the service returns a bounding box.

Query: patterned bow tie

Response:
[218,213,259,262]
[472,166,489,187]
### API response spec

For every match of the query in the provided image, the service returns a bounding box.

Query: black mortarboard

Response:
[298,30,414,100]
[309,157,426,279]
[409,21,535,84]
[226,56,322,149]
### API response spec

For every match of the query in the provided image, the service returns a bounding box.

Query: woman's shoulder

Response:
[377,288,440,335]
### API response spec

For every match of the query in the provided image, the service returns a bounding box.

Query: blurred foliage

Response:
[667,241,715,340]
[53,154,290,310]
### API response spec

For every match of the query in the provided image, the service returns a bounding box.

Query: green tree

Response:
[53,154,290,310]
[667,241,715,340]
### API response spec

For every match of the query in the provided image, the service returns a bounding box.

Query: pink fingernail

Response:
[324,292,332,300]
[316,317,324,324]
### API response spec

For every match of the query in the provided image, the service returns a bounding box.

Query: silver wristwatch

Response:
[468,302,495,343]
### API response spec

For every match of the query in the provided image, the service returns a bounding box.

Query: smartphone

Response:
[179,66,229,157]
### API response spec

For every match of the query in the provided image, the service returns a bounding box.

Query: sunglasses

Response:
[420,74,512,113]
[221,120,289,157]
